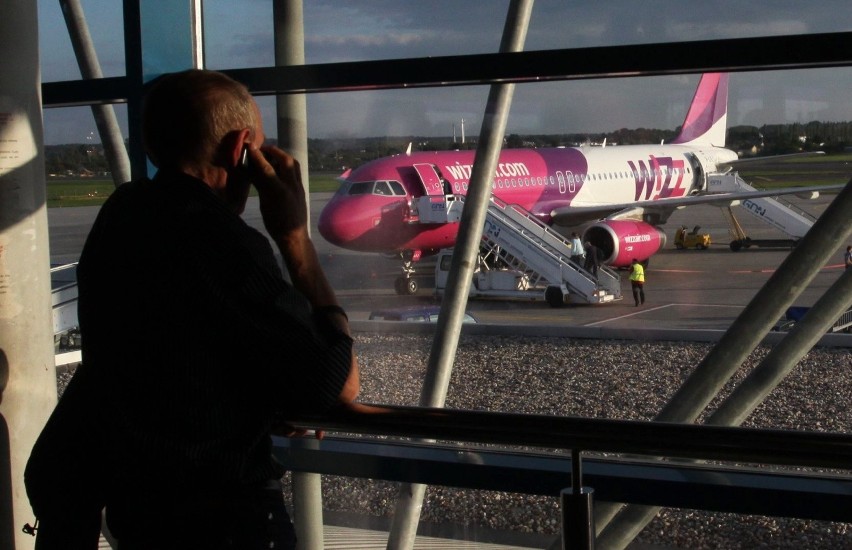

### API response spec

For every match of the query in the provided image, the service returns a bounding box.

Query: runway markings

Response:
[584,304,671,325]
[662,263,845,274]
[584,303,743,326]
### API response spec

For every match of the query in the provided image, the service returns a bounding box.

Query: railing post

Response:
[286,436,325,550]
[292,472,324,550]
[561,450,595,549]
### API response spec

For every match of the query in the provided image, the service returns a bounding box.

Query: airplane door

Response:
[414,163,445,196]
[685,153,706,192]
[567,171,576,193]
[556,171,567,194]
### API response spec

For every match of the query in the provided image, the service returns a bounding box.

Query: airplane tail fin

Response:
[670,73,729,147]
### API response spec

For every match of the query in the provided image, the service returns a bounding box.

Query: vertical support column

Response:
[291,469,323,550]
[387,2,535,549]
[272,4,322,549]
[0,1,57,548]
[274,0,310,227]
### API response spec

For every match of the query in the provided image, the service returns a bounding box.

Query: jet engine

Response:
[583,220,667,267]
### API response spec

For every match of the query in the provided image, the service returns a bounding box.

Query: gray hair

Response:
[142,69,258,169]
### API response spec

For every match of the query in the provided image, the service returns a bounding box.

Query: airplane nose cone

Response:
[318,197,359,247]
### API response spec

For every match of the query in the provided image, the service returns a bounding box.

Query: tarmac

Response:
[48,190,851,334]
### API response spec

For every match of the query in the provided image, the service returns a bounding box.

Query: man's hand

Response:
[270,421,326,440]
[247,145,359,409]
[246,145,308,243]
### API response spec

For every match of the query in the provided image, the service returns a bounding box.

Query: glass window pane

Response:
[389,181,406,195]
[201,2,852,66]
[372,181,392,195]
[348,182,373,195]
[38,0,126,81]
[40,5,852,548]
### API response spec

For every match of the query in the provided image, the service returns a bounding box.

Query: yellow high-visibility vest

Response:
[630,263,645,282]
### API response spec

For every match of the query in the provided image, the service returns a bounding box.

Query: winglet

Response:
[670,73,729,147]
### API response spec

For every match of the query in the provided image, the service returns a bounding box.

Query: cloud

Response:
[306,32,424,49]
[36,0,852,144]
[666,20,810,41]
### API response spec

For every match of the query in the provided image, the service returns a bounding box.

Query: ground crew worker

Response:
[630,258,645,306]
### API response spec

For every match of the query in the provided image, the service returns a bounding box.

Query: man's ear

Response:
[221,128,252,170]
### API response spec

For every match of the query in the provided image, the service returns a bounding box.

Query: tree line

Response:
[46,120,852,177]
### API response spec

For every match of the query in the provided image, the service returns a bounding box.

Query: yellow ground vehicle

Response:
[674,226,711,250]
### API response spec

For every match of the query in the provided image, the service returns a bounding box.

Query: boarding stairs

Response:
[422,193,621,304]
[480,197,621,304]
[52,263,79,336]
[51,263,82,367]
[707,172,816,249]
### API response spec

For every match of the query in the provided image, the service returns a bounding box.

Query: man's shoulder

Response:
[106,177,148,199]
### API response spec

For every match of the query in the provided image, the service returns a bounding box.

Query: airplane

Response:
[318,73,841,295]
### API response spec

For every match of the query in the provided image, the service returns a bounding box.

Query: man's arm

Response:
[247,145,359,403]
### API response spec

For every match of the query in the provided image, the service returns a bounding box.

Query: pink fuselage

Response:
[318,145,731,258]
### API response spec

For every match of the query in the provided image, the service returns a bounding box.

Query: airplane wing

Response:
[550,181,849,226]
[720,151,827,168]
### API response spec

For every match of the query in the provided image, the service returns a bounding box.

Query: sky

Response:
[37,0,852,145]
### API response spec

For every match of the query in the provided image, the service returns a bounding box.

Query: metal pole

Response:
[707,264,852,426]
[291,470,323,550]
[562,488,595,550]
[386,1,535,548]
[0,2,57,548]
[59,0,132,186]
[272,2,323,549]
[274,0,311,230]
[596,179,852,549]
[656,180,852,425]
[594,268,852,548]
[561,450,595,549]
[122,0,147,180]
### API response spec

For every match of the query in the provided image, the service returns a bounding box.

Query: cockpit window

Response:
[347,180,407,196]
[373,181,392,195]
[389,181,405,195]
[348,182,373,195]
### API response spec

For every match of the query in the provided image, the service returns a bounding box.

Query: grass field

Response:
[784,152,852,163]
[47,180,117,207]
[47,172,343,208]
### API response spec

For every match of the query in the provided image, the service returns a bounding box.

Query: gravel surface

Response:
[317,333,852,549]
[57,334,852,548]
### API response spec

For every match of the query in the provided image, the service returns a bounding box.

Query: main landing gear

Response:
[394,250,421,295]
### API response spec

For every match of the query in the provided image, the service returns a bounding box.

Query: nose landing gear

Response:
[394,276,418,295]
[394,250,421,295]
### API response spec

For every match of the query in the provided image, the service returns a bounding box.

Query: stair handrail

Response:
[482,208,609,300]
[468,194,622,301]
[732,172,818,222]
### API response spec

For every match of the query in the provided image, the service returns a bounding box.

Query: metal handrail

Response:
[290,404,852,470]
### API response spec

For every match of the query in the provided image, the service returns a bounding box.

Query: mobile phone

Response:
[239,144,251,170]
